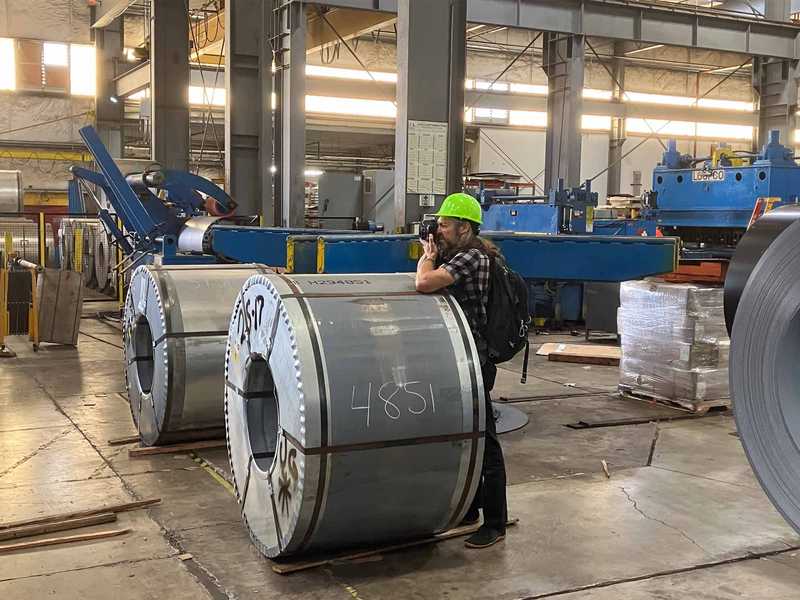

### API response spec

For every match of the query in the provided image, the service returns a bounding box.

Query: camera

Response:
[419,218,438,241]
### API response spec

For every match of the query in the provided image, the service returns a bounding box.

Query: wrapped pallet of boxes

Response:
[617,279,730,411]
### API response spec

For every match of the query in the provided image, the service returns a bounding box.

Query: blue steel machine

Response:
[69,126,677,297]
[644,130,800,256]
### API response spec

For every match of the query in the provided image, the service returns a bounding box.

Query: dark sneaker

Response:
[459,509,480,527]
[464,526,505,549]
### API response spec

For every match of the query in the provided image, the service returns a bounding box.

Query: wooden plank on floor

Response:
[108,435,140,446]
[272,518,519,575]
[537,343,620,366]
[0,498,161,531]
[0,528,131,554]
[128,439,225,458]
[0,513,117,542]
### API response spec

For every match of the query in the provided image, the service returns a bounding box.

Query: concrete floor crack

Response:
[619,486,710,556]
[0,427,72,480]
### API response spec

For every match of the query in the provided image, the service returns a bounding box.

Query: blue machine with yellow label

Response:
[645,130,800,255]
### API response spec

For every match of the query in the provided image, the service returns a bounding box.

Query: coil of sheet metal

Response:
[123,264,271,446]
[724,204,800,333]
[0,171,23,214]
[224,272,486,558]
[59,218,104,284]
[0,218,55,265]
[729,214,800,535]
[93,229,112,290]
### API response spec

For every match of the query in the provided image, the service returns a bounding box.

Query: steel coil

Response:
[225,273,485,558]
[0,170,23,214]
[94,230,112,290]
[730,218,800,536]
[59,218,105,285]
[0,218,55,265]
[123,264,271,446]
[724,205,800,333]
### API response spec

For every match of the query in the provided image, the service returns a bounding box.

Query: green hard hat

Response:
[434,192,483,225]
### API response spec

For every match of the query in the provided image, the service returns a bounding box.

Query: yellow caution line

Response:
[191,453,235,496]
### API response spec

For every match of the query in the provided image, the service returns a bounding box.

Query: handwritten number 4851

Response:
[351,382,436,427]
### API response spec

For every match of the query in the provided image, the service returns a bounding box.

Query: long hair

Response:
[445,218,501,260]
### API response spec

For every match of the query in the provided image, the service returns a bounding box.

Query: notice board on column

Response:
[407,120,448,195]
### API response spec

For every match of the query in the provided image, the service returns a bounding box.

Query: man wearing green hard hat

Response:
[415,191,509,549]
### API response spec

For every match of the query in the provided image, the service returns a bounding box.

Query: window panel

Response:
[70,44,96,96]
[0,38,14,90]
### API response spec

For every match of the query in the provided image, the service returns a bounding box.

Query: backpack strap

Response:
[520,338,530,385]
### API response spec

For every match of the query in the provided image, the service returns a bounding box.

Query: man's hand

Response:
[416,235,454,293]
[422,234,438,262]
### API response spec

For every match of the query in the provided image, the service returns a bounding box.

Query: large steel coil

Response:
[729,214,800,536]
[59,218,105,285]
[724,205,800,333]
[124,264,271,446]
[0,171,23,213]
[0,218,54,265]
[93,230,113,290]
[224,273,485,558]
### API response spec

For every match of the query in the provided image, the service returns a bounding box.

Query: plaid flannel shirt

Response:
[441,247,491,364]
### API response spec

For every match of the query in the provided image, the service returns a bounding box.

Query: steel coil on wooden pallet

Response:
[728,207,800,535]
[123,264,271,446]
[224,273,486,558]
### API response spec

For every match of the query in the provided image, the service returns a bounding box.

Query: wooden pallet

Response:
[271,518,519,575]
[619,386,730,415]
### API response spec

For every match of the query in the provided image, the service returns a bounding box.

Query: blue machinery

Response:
[68,125,678,322]
[644,130,800,254]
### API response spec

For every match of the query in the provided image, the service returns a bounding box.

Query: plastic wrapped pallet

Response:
[618,280,729,404]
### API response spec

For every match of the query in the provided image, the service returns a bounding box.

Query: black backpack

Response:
[485,255,532,383]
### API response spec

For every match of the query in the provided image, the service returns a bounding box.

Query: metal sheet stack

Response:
[0,218,55,265]
[618,280,729,403]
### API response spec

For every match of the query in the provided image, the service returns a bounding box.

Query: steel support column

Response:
[543,34,585,192]
[753,57,798,146]
[225,0,274,219]
[394,0,466,230]
[95,17,124,158]
[275,1,306,228]
[607,42,625,197]
[150,0,190,171]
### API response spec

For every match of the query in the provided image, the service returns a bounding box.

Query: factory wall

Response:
[0,0,93,195]
[474,127,610,201]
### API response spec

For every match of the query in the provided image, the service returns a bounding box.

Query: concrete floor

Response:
[1,306,799,599]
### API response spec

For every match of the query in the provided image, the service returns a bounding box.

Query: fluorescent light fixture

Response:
[625,44,665,56]
[270,165,277,174]
[304,169,324,177]
[0,38,15,91]
[305,64,397,83]
[43,42,68,66]
[466,24,485,33]
[70,44,96,96]
[109,96,118,103]
[305,95,396,119]
[626,118,753,141]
